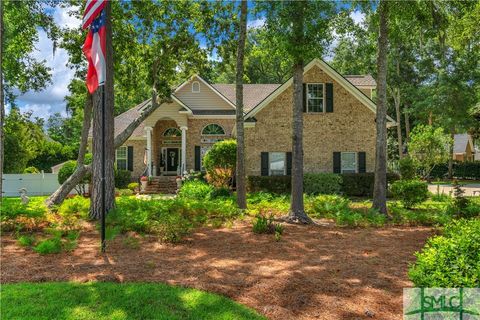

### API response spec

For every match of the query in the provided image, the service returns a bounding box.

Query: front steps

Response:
[142,176,178,194]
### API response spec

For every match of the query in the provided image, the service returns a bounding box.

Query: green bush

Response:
[340,173,400,197]
[308,195,350,217]
[178,180,214,200]
[17,234,35,247]
[115,170,131,189]
[34,237,62,254]
[117,188,134,196]
[252,213,284,237]
[23,166,40,174]
[247,176,291,194]
[409,219,480,287]
[127,182,139,191]
[390,180,429,208]
[203,140,236,188]
[304,173,342,195]
[399,156,417,180]
[210,187,231,199]
[58,196,90,218]
[58,157,92,195]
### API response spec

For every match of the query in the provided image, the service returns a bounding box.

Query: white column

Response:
[145,126,153,176]
[180,126,188,175]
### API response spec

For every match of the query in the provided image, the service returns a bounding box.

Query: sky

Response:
[10,5,365,122]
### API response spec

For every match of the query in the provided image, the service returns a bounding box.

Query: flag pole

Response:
[101,83,106,253]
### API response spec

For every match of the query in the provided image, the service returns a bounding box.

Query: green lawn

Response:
[0,282,265,320]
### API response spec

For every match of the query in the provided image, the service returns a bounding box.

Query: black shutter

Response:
[333,152,341,173]
[261,152,269,176]
[303,83,307,112]
[286,152,292,175]
[326,83,333,113]
[127,146,134,171]
[358,152,366,173]
[195,146,201,171]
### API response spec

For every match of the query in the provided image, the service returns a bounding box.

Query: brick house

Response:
[107,59,395,185]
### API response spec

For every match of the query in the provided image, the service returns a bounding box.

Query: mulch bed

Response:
[1,222,433,319]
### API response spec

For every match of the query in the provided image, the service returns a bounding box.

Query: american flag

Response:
[82,0,106,30]
[82,9,106,94]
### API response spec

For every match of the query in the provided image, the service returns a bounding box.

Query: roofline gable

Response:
[174,74,237,110]
[245,58,396,126]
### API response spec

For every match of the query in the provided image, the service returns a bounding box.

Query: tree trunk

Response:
[0,0,4,203]
[448,128,454,179]
[90,2,115,220]
[288,2,311,224]
[45,93,93,207]
[394,88,403,159]
[235,0,247,210]
[404,107,410,143]
[372,0,389,215]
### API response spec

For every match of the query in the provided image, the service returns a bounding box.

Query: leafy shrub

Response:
[1,198,47,231]
[210,187,231,199]
[203,140,236,188]
[398,156,417,180]
[307,195,350,218]
[430,184,451,202]
[153,213,192,243]
[23,166,40,174]
[341,173,400,197]
[304,173,342,195]
[115,170,131,189]
[127,182,139,192]
[247,192,290,216]
[409,219,480,287]
[34,237,62,254]
[252,213,284,237]
[58,154,92,195]
[247,176,291,194]
[17,234,35,247]
[178,180,213,200]
[58,196,90,218]
[390,179,429,208]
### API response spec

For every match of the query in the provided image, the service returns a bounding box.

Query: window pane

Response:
[308,98,323,112]
[202,124,225,135]
[269,152,285,176]
[117,159,127,171]
[307,84,324,113]
[307,84,323,99]
[341,152,356,173]
[116,147,127,158]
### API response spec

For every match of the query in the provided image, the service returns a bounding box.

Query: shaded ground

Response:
[1,222,432,320]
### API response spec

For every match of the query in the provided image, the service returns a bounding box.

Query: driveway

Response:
[428,183,480,197]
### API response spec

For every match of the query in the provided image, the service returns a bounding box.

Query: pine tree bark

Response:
[235,0,247,210]
[90,2,115,220]
[0,0,4,203]
[404,107,410,143]
[288,2,311,224]
[372,0,389,215]
[394,88,403,159]
[448,128,454,179]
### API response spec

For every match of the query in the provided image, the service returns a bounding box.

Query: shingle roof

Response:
[344,75,376,87]
[212,84,281,112]
[454,133,472,154]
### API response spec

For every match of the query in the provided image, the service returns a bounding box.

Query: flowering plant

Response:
[140,176,148,182]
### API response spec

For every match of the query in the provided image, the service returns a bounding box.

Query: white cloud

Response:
[247,18,265,29]
[16,6,80,121]
[350,11,365,26]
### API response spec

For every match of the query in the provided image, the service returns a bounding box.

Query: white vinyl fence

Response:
[2,173,69,197]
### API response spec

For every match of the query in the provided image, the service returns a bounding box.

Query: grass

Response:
[0,282,265,320]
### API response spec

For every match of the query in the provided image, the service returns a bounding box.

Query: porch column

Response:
[145,126,153,176]
[180,126,188,175]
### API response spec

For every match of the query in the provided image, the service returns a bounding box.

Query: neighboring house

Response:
[90,59,395,183]
[453,133,475,162]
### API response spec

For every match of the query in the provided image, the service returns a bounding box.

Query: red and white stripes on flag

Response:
[82,0,106,30]
[82,5,106,94]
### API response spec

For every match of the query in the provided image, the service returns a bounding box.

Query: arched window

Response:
[192,81,200,93]
[202,124,225,135]
[163,128,181,137]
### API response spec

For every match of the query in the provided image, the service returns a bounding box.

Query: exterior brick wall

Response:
[185,118,235,171]
[121,140,147,180]
[244,65,377,176]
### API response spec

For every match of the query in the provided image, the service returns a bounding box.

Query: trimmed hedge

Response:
[247,172,400,197]
[341,173,400,197]
[304,173,342,195]
[429,161,480,180]
[390,179,429,208]
[247,176,291,194]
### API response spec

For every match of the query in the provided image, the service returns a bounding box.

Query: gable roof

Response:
[344,75,376,87]
[245,58,396,126]
[454,133,474,154]
[212,84,281,112]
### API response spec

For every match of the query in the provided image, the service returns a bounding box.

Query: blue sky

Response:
[11,5,365,122]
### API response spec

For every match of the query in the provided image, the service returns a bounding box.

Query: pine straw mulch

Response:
[1,222,433,320]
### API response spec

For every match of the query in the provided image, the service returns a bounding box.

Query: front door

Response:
[166,148,179,172]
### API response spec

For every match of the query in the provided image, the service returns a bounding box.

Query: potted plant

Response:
[140,176,148,191]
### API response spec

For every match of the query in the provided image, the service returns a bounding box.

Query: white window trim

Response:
[306,83,325,113]
[116,146,128,171]
[341,152,357,173]
[269,152,287,176]
[201,123,226,136]
[192,81,200,93]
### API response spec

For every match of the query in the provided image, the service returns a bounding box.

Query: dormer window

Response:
[192,81,200,93]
